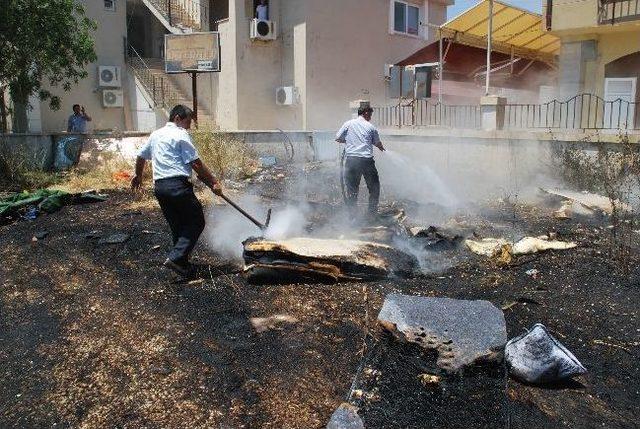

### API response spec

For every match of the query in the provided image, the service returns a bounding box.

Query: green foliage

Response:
[0,0,97,131]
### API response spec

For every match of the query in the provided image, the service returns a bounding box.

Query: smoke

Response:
[203,133,566,272]
[380,149,460,208]
[204,193,310,259]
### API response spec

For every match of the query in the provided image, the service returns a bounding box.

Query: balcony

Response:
[599,0,640,24]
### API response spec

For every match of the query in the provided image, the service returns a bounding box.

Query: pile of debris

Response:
[328,294,587,428]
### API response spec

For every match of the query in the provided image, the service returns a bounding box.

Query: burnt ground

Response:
[1,181,639,428]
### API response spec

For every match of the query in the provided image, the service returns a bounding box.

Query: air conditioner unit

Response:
[103,89,124,107]
[98,66,122,87]
[276,86,299,106]
[250,18,277,41]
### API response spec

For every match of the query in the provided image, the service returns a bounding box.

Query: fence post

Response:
[480,96,507,130]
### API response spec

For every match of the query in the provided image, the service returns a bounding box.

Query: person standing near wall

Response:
[256,0,268,20]
[335,106,385,220]
[131,105,222,278]
[67,104,92,133]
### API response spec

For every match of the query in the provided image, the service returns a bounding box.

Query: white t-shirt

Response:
[335,116,381,158]
[256,4,268,20]
[137,122,199,181]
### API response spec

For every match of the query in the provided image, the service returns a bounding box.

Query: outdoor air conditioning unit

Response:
[250,18,277,41]
[276,86,299,106]
[103,89,124,108]
[98,65,122,87]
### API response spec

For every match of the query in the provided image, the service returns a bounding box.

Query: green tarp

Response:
[0,190,107,221]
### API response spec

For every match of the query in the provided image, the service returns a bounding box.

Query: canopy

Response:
[440,0,560,64]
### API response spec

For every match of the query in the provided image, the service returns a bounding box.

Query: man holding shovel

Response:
[131,105,222,277]
[336,106,385,219]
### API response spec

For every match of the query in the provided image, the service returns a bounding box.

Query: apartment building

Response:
[204,0,452,130]
[26,0,129,133]
[544,0,640,105]
[27,0,451,133]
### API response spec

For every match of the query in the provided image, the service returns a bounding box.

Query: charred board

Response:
[243,237,418,284]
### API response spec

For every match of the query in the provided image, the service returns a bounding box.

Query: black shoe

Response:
[163,258,194,278]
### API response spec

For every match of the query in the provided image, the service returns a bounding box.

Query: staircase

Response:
[128,49,216,128]
[143,0,208,33]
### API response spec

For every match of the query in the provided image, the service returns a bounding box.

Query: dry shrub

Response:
[59,151,149,193]
[554,133,640,272]
[0,146,60,192]
[190,130,258,180]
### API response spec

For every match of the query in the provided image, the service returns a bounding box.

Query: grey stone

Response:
[98,233,130,245]
[378,294,507,371]
[34,231,49,240]
[326,403,364,429]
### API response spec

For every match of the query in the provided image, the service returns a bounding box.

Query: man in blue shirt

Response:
[67,104,92,133]
[131,105,222,278]
[336,106,385,218]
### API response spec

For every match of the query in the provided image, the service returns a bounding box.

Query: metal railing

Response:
[599,0,640,24]
[504,94,639,130]
[373,100,481,129]
[146,0,209,30]
[373,94,639,131]
[127,45,179,109]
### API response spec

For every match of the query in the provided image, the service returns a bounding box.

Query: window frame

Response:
[104,0,116,12]
[390,0,423,38]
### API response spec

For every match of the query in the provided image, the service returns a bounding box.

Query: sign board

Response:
[165,32,221,73]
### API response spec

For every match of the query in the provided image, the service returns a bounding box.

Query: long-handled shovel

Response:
[217,192,271,232]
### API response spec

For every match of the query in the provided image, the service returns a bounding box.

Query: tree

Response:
[0,0,97,133]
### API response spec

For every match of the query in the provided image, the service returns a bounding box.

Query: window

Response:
[104,0,115,11]
[392,1,420,36]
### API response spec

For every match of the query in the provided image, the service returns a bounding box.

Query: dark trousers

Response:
[154,177,205,265]
[344,156,380,215]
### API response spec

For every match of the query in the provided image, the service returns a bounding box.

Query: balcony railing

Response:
[599,0,640,24]
[147,0,209,30]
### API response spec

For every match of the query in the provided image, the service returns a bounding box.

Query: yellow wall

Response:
[550,0,599,32]
[558,30,640,97]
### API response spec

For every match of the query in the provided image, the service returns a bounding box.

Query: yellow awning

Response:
[440,0,560,64]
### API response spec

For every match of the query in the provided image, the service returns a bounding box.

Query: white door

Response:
[604,77,636,129]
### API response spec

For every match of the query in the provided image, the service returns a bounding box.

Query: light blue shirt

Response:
[335,116,381,158]
[137,122,199,181]
[68,114,88,133]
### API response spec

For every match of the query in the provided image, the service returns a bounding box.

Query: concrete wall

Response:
[38,0,128,133]
[0,134,55,170]
[127,73,167,132]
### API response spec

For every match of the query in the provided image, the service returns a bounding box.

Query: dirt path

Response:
[1,191,638,428]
